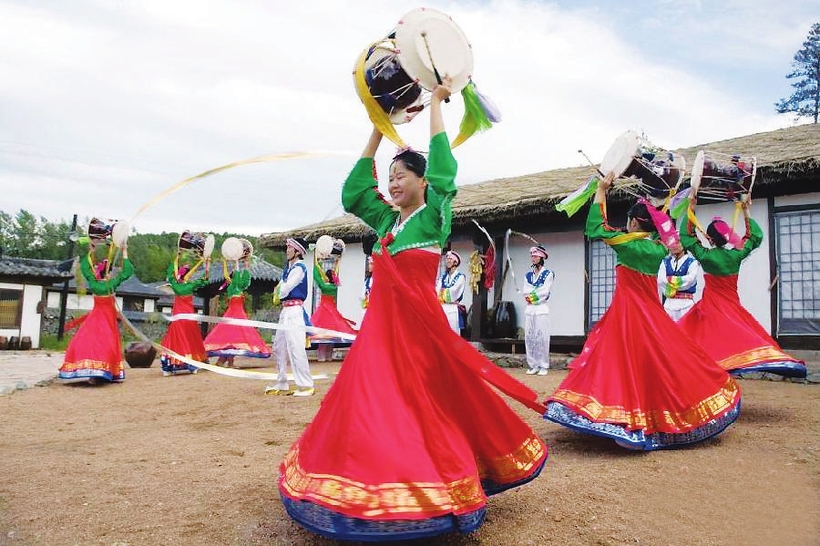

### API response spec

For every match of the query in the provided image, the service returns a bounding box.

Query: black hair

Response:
[325,269,337,285]
[391,150,427,178]
[627,202,657,232]
[706,221,728,247]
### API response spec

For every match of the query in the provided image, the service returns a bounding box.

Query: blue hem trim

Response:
[544,400,741,451]
[205,349,270,358]
[280,495,485,542]
[58,369,124,382]
[730,361,807,378]
[160,355,200,373]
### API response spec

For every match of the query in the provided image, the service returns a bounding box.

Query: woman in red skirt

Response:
[676,198,806,378]
[160,262,210,375]
[278,78,547,541]
[204,240,271,364]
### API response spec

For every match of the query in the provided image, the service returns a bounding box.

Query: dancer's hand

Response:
[431,75,453,103]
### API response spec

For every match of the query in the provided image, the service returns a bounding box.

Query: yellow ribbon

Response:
[687,206,707,234]
[130,151,327,223]
[603,231,652,246]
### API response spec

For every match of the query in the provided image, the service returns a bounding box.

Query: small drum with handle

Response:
[688,150,756,203]
[87,217,117,242]
[353,8,498,148]
[178,231,208,257]
[599,130,686,199]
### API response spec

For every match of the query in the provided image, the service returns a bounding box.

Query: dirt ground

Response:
[1,357,818,546]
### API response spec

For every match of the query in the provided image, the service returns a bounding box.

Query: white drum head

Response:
[112,221,129,248]
[315,235,334,259]
[395,7,474,94]
[600,130,640,178]
[221,237,243,261]
[690,150,705,196]
[203,234,215,259]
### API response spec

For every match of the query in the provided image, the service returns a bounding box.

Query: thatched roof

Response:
[260,123,820,248]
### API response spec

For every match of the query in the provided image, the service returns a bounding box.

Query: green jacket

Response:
[342,132,457,254]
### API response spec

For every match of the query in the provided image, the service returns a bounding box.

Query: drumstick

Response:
[420,31,450,103]
[578,149,606,178]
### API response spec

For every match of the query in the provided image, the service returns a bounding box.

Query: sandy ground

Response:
[0,358,818,546]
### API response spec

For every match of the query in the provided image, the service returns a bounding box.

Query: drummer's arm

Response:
[430,78,452,138]
[361,126,382,159]
[679,208,708,263]
[585,173,617,239]
[342,128,395,231]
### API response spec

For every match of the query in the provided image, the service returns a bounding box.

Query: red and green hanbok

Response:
[160,264,210,374]
[677,212,806,378]
[59,253,134,383]
[203,269,270,358]
[278,132,548,541]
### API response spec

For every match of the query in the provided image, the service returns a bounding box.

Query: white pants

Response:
[664,299,695,322]
[271,306,313,390]
[442,303,461,334]
[524,312,550,371]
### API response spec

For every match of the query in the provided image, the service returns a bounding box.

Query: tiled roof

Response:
[194,257,282,285]
[47,273,165,299]
[0,256,74,281]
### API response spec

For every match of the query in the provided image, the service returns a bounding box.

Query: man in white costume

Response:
[657,241,701,322]
[265,237,315,397]
[523,245,554,376]
[437,250,466,334]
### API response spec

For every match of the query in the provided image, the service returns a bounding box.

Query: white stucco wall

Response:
[497,230,587,337]
[330,240,478,330]
[334,244,368,327]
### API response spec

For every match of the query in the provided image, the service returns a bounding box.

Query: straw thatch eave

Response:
[260,123,820,249]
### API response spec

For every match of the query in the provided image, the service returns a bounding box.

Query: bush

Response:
[39,334,71,351]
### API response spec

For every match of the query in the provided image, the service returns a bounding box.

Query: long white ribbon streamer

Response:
[118,310,330,381]
[167,313,358,341]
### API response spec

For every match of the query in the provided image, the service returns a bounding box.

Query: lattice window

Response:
[0,289,23,328]
[587,239,617,329]
[775,209,820,335]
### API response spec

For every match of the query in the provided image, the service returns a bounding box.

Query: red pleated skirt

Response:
[677,274,806,377]
[310,294,357,343]
[279,248,547,540]
[161,295,208,371]
[546,266,741,449]
[203,296,271,358]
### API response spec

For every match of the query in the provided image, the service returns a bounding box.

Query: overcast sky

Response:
[1,0,816,236]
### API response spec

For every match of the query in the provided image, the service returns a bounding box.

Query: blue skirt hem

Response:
[544,400,741,451]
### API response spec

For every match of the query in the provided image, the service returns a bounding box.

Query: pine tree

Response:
[775,23,820,123]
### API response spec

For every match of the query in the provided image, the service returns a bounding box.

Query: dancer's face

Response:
[389,160,427,208]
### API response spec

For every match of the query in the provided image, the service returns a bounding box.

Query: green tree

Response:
[776,22,820,123]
